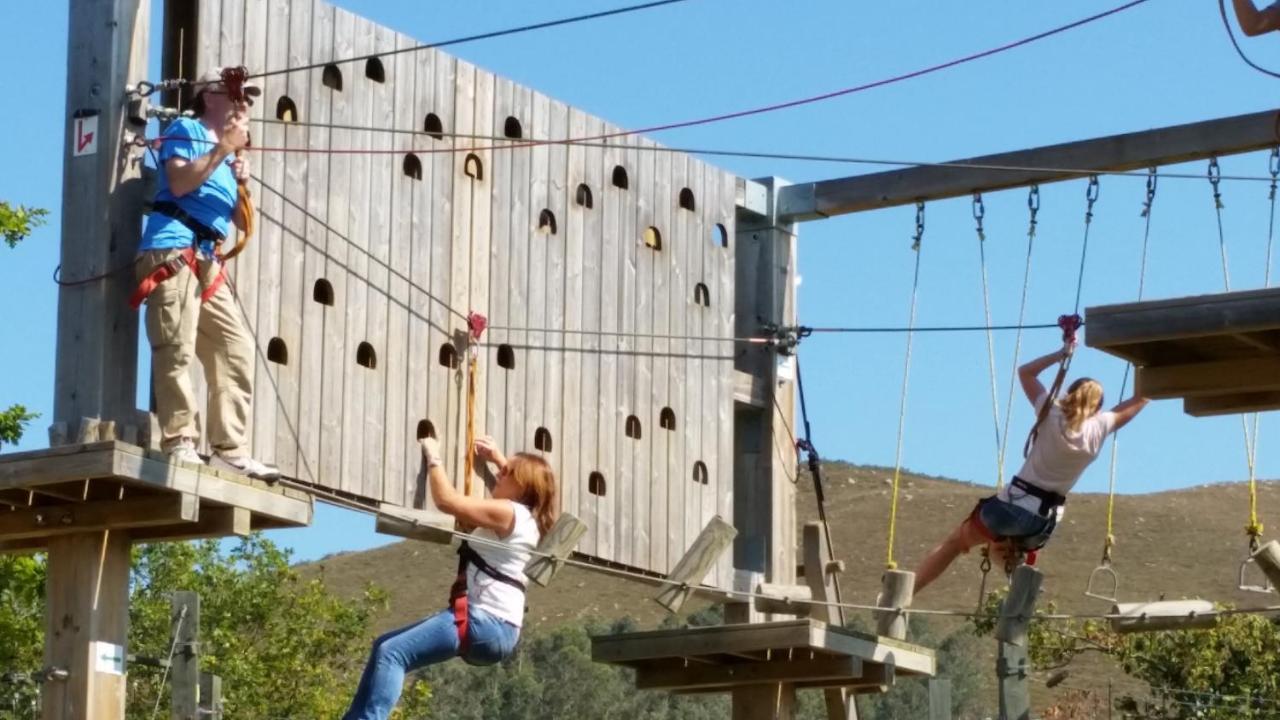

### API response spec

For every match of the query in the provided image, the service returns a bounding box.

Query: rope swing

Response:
[885,201,925,570]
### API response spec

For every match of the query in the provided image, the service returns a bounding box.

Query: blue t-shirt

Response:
[140,117,237,255]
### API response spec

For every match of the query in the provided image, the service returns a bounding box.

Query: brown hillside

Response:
[304,462,1280,705]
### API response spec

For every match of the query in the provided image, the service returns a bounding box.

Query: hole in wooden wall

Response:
[714,223,729,248]
[416,420,437,439]
[575,183,594,209]
[439,343,460,369]
[403,153,423,180]
[365,57,385,83]
[275,96,298,122]
[537,209,557,235]
[694,282,710,307]
[588,472,607,496]
[643,226,662,251]
[678,187,695,211]
[356,342,377,369]
[611,165,629,189]
[497,344,516,369]
[313,278,334,306]
[321,64,343,91]
[625,415,642,440]
[267,337,288,365]
[423,112,443,140]
[464,153,484,180]
[503,116,523,139]
[659,407,676,431]
[534,427,553,453]
[693,461,709,485]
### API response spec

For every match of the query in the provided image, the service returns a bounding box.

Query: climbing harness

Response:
[128,202,228,309]
[447,541,526,655]
[885,201,925,571]
[1085,167,1158,604]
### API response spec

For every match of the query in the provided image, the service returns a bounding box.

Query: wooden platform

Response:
[591,620,935,694]
[1085,288,1280,417]
[0,441,313,551]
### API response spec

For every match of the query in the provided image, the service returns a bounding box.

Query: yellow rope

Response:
[462,354,479,497]
[886,202,925,570]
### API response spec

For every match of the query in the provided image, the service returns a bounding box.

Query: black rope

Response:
[252,0,695,80]
[1219,0,1280,80]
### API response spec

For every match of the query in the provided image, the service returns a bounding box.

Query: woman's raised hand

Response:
[474,435,502,464]
[420,436,443,468]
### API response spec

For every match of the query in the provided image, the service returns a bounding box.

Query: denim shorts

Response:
[975,496,1057,551]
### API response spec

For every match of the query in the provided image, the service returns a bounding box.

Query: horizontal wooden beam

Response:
[1136,357,1280,399]
[0,493,197,541]
[794,662,894,690]
[375,505,454,544]
[634,655,861,691]
[778,109,1280,221]
[131,506,251,543]
[1184,391,1280,417]
[733,370,768,409]
[1086,287,1280,349]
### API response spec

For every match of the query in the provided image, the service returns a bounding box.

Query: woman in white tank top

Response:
[912,340,1149,595]
[343,435,557,720]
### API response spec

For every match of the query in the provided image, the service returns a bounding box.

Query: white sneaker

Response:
[166,440,205,467]
[210,452,281,481]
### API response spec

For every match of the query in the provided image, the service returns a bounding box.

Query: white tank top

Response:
[1004,392,1117,514]
[466,501,540,627]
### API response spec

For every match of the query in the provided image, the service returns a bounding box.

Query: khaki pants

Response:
[137,249,254,456]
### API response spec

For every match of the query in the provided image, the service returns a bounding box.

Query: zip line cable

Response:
[251,0,697,80]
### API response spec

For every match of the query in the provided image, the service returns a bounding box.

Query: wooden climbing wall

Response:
[179,0,738,585]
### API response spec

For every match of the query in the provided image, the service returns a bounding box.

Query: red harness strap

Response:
[128,247,226,310]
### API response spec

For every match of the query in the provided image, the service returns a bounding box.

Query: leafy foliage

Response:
[0,406,38,449]
[0,202,47,249]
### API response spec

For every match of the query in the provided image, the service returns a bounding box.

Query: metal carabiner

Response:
[972,192,986,242]
[911,200,925,251]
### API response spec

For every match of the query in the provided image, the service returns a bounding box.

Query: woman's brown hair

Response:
[506,452,558,536]
[1058,377,1104,433]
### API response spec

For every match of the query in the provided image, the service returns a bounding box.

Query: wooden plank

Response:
[470,67,496,489]
[632,135,656,571]
[501,84,531,475]
[684,158,706,560]
[526,91,550,476]
[339,14,374,498]
[297,0,334,485]
[130,505,251,542]
[654,515,737,613]
[0,493,197,540]
[196,0,221,70]
[404,45,437,509]
[0,445,117,490]
[803,522,856,719]
[592,621,823,664]
[615,133,640,568]
[542,98,568,510]
[318,6,355,494]
[1184,391,1280,417]
[634,655,862,691]
[375,504,454,544]
[715,169,737,587]
[447,60,477,487]
[667,152,689,571]
[1135,357,1280,399]
[559,105,586,527]
[1086,287,1280,348]
[597,122,624,564]
[112,451,312,525]
[702,165,723,587]
[734,370,768,409]
[650,137,672,573]
[383,31,417,507]
[994,565,1043,647]
[485,77,514,488]
[425,50,456,507]
[169,591,200,720]
[780,109,1280,220]
[524,511,588,586]
[578,113,605,556]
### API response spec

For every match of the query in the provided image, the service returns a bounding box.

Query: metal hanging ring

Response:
[1208,157,1222,186]
[1086,174,1100,204]
[1028,184,1041,213]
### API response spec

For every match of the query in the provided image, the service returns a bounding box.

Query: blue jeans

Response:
[976,496,1057,551]
[342,607,520,720]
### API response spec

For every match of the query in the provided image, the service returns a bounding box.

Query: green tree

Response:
[0,202,47,250]
[0,406,38,449]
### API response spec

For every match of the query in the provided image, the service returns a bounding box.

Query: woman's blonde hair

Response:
[1057,377,1104,433]
[507,453,558,536]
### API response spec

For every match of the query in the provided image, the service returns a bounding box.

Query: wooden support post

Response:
[524,512,587,587]
[198,674,222,720]
[169,592,199,720]
[654,516,737,613]
[802,522,856,720]
[43,531,131,720]
[928,678,951,720]
[875,570,914,640]
[1252,540,1280,590]
[994,565,1041,720]
[732,682,797,720]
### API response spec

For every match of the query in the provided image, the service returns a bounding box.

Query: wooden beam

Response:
[778,109,1280,221]
[374,505,454,544]
[0,444,116,491]
[170,591,199,720]
[802,522,855,720]
[634,655,862,691]
[1136,357,1280,399]
[131,506,251,543]
[793,663,894,690]
[32,480,91,503]
[593,621,819,665]
[1108,600,1217,634]
[753,583,813,615]
[525,512,588,587]
[733,370,768,409]
[0,493,197,541]
[1085,287,1280,348]
[654,515,738,613]
[1184,391,1280,417]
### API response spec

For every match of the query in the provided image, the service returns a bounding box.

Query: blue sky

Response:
[2,0,1278,562]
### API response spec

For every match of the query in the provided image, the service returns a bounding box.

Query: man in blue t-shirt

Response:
[135,68,278,480]
[1232,0,1280,35]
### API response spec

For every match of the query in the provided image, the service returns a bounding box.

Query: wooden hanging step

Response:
[591,619,935,694]
[1085,287,1280,416]
[0,441,313,551]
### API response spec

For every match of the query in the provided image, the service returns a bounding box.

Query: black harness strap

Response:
[151,201,225,245]
[1011,476,1067,518]
[456,541,527,593]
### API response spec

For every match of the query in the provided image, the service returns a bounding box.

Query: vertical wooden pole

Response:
[802,523,857,720]
[995,565,1042,720]
[169,592,199,720]
[730,178,799,720]
[198,674,222,720]
[43,532,131,720]
[928,678,952,720]
[53,0,149,441]
[875,570,914,640]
